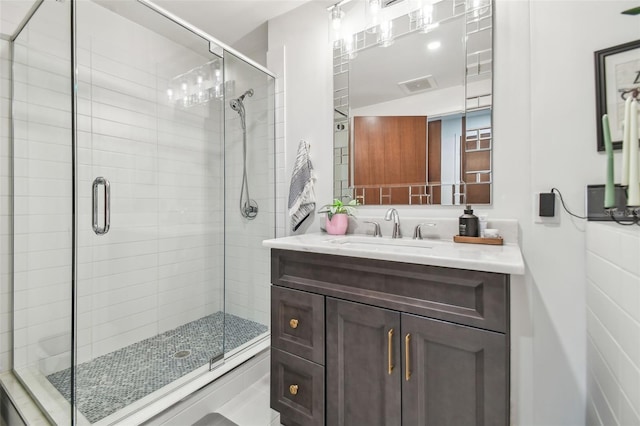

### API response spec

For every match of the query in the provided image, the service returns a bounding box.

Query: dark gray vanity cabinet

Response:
[270,249,510,426]
[401,313,507,425]
[271,286,325,426]
[326,299,402,426]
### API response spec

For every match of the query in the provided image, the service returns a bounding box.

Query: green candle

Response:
[602,114,615,208]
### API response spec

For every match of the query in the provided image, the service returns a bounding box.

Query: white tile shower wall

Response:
[586,222,640,425]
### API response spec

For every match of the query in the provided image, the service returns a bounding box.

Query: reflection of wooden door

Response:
[354,117,426,205]
[427,120,441,205]
[463,125,491,204]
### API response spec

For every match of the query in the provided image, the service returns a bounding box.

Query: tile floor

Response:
[216,373,282,426]
[47,312,267,423]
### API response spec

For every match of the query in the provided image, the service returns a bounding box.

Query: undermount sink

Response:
[325,235,433,251]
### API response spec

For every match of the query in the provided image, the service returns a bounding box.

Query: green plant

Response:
[318,199,358,219]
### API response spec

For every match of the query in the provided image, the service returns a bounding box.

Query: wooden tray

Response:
[453,235,503,245]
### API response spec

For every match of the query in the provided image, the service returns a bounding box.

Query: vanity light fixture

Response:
[343,33,358,59]
[409,0,439,33]
[377,18,394,47]
[469,0,491,20]
[366,0,383,33]
[329,0,455,53]
[330,6,345,46]
[427,40,441,50]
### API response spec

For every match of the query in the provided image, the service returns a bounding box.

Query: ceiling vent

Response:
[383,0,403,7]
[398,75,438,95]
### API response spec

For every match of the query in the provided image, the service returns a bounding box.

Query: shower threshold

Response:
[46,312,268,424]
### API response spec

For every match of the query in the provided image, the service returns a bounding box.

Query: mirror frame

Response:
[332,0,494,206]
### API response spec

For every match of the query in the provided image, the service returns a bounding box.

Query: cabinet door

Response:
[401,313,508,426]
[326,298,401,426]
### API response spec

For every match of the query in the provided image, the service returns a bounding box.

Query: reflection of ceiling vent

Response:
[383,0,403,7]
[398,75,437,95]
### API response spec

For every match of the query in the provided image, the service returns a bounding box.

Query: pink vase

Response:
[326,214,349,235]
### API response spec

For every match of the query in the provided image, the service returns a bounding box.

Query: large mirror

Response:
[333,0,493,205]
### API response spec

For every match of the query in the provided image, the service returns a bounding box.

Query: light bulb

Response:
[366,0,382,33]
[378,19,394,47]
[343,34,357,59]
[331,7,343,31]
[329,6,345,44]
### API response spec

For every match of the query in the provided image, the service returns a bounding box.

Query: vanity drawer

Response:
[271,348,324,426]
[272,249,509,333]
[271,286,325,364]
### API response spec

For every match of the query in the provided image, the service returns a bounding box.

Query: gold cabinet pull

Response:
[289,384,299,395]
[289,318,299,329]
[405,333,411,381]
[388,328,394,375]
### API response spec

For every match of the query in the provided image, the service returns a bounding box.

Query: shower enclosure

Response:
[11,0,275,424]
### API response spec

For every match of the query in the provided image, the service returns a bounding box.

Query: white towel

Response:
[288,140,316,231]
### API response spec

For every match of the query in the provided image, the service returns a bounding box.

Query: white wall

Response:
[268,0,640,424]
[526,2,639,424]
[268,2,334,235]
[351,84,465,116]
[586,222,640,425]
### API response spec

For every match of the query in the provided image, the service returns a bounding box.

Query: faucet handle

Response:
[363,221,382,237]
[413,223,437,240]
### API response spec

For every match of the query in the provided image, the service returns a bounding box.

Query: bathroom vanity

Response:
[264,233,524,426]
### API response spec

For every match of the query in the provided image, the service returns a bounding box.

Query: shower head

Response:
[230,89,254,113]
[230,98,243,112]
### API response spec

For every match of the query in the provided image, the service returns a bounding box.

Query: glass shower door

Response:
[222,51,274,356]
[70,1,226,423]
[12,0,74,423]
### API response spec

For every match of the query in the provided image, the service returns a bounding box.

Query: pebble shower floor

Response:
[47,312,268,423]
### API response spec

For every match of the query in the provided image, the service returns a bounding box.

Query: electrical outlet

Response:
[533,192,560,224]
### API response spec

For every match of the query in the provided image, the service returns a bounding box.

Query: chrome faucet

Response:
[413,223,437,240]
[384,208,401,239]
[363,221,382,237]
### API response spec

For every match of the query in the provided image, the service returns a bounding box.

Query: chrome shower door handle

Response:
[92,177,110,235]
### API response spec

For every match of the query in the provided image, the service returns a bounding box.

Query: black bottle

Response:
[459,205,479,237]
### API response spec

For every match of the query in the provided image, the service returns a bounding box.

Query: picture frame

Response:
[594,39,640,152]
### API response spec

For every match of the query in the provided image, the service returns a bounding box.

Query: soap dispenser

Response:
[459,205,479,237]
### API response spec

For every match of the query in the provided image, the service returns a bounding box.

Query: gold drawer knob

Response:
[289,318,299,329]
[289,384,299,395]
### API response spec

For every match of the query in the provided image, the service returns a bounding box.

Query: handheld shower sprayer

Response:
[230,88,258,220]
[230,89,254,112]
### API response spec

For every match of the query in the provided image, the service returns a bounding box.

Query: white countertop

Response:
[263,233,525,275]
